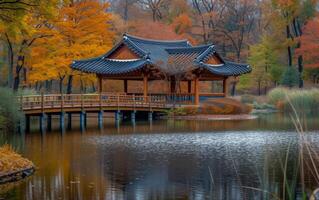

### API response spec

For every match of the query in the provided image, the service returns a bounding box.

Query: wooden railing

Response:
[19,93,195,112]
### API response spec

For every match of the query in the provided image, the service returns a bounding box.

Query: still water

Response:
[1,114,319,200]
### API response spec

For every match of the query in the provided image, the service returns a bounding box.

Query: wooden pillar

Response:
[97,76,103,93]
[143,75,148,97]
[223,78,228,97]
[188,80,192,93]
[124,79,128,94]
[170,78,176,93]
[194,77,199,105]
[47,114,52,132]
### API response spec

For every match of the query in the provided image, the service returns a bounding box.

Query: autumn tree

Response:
[240,36,282,95]
[296,16,319,68]
[28,0,114,93]
[271,0,317,88]
[0,0,60,90]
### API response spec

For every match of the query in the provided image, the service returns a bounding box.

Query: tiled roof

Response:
[71,34,252,76]
[72,57,150,75]
[197,61,252,76]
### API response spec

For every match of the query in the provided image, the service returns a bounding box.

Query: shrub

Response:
[241,94,256,104]
[201,98,252,114]
[267,87,288,105]
[0,87,22,130]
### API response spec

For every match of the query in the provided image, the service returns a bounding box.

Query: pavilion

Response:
[71,34,251,105]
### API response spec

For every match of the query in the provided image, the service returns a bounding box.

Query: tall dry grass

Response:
[244,95,319,199]
[268,87,319,115]
[0,144,34,176]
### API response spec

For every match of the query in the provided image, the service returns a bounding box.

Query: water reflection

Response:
[1,114,319,199]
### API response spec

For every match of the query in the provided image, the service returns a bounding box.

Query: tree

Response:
[271,0,317,88]
[296,16,319,69]
[240,35,282,95]
[137,0,168,22]
[0,0,60,90]
[28,0,115,93]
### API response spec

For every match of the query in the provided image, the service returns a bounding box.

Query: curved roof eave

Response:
[71,58,152,75]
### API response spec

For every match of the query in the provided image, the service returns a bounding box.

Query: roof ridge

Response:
[72,56,104,63]
[194,45,215,63]
[124,37,148,56]
[124,33,189,45]
[165,43,213,50]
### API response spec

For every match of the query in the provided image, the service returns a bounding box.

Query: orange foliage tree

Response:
[28,0,114,93]
[296,16,319,68]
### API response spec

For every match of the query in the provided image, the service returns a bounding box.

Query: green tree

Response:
[240,36,282,95]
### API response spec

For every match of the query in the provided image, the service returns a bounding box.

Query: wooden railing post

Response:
[117,94,120,110]
[81,93,84,110]
[41,92,44,113]
[61,93,64,111]
[99,93,102,110]
[133,94,136,110]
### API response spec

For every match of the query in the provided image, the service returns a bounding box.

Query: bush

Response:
[0,87,22,130]
[240,94,256,104]
[267,87,288,105]
[201,98,252,114]
[267,87,319,114]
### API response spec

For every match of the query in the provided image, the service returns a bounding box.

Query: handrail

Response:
[20,93,195,112]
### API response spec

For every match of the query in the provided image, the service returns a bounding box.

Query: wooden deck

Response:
[20,93,194,115]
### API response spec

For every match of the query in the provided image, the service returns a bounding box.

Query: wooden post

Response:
[143,75,148,97]
[194,77,199,105]
[170,77,176,93]
[98,76,103,93]
[124,79,128,94]
[61,93,64,111]
[47,114,52,132]
[188,80,192,94]
[223,78,228,97]
[41,92,44,113]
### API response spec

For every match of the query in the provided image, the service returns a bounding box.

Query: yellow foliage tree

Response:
[28,0,114,93]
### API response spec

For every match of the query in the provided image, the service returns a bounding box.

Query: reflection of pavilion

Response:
[72,34,251,105]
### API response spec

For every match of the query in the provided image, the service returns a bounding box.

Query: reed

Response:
[268,87,319,114]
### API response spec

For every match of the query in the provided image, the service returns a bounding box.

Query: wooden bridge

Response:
[19,93,194,132]
[20,93,195,114]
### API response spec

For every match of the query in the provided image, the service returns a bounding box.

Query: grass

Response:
[268,87,319,114]
[0,144,34,176]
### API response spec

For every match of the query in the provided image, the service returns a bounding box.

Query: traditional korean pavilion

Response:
[71,34,251,105]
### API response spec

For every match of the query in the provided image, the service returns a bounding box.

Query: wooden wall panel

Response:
[108,45,140,59]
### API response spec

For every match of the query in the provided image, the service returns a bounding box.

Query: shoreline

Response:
[166,114,258,121]
[0,167,35,185]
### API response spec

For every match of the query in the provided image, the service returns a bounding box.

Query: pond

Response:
[1,113,319,199]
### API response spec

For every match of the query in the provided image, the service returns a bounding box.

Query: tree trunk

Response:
[258,81,261,96]
[5,34,14,88]
[66,75,73,94]
[293,18,304,88]
[13,55,24,91]
[59,79,64,94]
[286,25,293,67]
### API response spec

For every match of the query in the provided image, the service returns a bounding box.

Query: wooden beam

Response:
[143,75,148,97]
[124,79,128,94]
[223,78,228,97]
[194,77,199,105]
